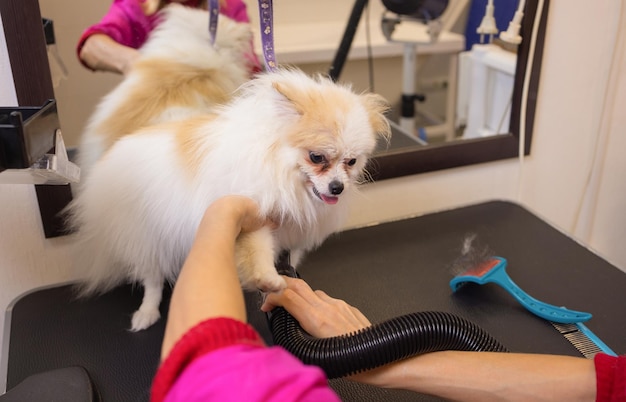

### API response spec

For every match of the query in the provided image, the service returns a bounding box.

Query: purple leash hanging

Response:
[208,0,219,45]
[258,0,278,72]
[208,0,278,71]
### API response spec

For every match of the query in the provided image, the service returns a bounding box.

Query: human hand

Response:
[197,196,275,241]
[139,0,160,15]
[261,276,371,338]
[261,277,406,387]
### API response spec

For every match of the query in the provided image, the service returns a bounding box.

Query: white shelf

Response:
[252,17,465,65]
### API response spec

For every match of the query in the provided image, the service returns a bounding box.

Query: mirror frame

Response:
[1,0,74,238]
[370,0,550,181]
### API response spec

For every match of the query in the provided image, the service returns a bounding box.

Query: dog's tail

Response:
[64,200,129,298]
[69,228,130,298]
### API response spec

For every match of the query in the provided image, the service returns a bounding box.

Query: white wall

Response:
[517,1,626,267]
[1,0,625,370]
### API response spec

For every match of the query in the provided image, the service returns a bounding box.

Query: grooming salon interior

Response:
[1,0,625,400]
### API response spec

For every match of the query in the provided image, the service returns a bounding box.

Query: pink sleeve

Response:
[220,0,251,23]
[165,345,340,402]
[76,0,153,69]
[151,317,338,402]
[595,353,626,402]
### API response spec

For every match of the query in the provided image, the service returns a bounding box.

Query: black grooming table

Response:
[3,201,626,401]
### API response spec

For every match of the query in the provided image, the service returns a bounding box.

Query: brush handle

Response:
[450,257,593,324]
[485,262,592,324]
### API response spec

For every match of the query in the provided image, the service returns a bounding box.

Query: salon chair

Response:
[2,200,626,401]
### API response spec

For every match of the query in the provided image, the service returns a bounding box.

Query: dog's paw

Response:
[130,307,161,332]
[255,273,287,293]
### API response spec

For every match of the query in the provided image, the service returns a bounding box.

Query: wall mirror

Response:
[1,0,548,236]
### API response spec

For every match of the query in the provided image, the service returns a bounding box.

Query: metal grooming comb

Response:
[551,322,617,358]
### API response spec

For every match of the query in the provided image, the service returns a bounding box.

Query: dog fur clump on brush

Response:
[67,5,391,332]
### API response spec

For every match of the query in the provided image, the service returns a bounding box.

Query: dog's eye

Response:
[347,158,357,166]
[309,152,326,164]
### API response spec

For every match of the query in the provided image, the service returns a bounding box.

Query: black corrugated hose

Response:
[267,251,508,379]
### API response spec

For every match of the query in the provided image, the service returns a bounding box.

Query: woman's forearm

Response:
[358,351,596,402]
[160,198,263,359]
[79,34,139,74]
[161,218,244,359]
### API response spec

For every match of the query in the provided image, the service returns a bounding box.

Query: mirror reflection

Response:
[347,0,527,151]
[382,0,524,143]
[34,0,544,182]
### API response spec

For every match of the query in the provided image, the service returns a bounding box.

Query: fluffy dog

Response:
[68,8,391,332]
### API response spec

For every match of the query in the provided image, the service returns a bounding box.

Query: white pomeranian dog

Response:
[67,6,391,332]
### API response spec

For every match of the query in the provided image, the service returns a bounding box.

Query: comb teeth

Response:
[551,323,603,358]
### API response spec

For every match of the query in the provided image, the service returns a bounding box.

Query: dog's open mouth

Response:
[312,186,339,205]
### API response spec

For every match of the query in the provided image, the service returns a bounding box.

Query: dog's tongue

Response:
[321,194,339,205]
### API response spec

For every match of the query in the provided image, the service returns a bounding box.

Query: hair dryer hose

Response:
[268,253,508,379]
[269,308,508,379]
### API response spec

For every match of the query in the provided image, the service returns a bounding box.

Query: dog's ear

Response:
[272,82,306,115]
[361,92,392,142]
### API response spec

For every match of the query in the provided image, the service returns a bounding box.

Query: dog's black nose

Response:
[329,180,344,195]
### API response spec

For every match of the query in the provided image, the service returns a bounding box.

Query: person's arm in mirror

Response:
[77,0,261,75]
[79,34,140,75]
[262,277,623,402]
[76,0,158,74]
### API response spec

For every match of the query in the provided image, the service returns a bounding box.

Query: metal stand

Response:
[384,15,461,143]
[328,0,369,82]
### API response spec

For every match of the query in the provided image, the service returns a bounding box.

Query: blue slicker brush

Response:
[450,256,591,323]
[450,255,617,357]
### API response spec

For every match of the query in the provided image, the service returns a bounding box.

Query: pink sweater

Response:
[77,0,261,73]
[151,317,340,402]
